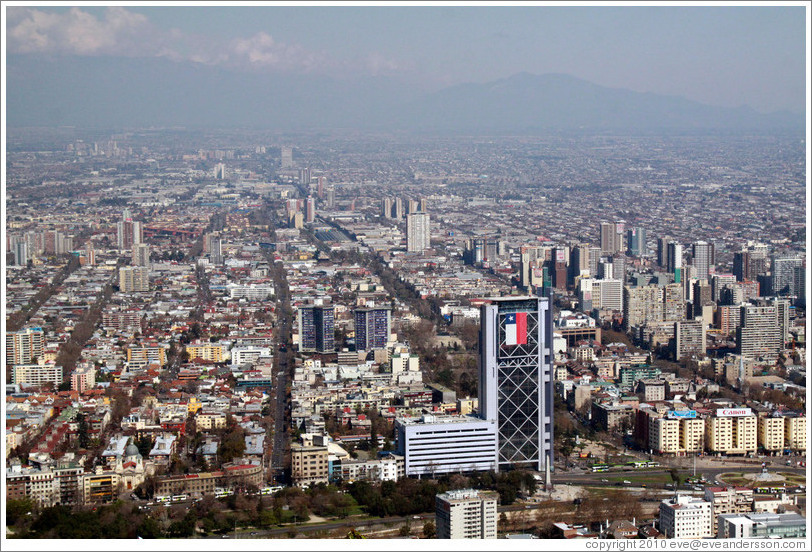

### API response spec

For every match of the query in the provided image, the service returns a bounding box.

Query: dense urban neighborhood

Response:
[4,127,807,541]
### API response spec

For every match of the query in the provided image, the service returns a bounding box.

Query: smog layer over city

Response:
[3,2,809,548]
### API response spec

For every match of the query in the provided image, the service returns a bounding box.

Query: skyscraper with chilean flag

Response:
[479,295,554,475]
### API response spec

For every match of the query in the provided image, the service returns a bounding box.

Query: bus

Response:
[591,464,610,472]
[260,486,283,496]
[171,494,187,502]
[155,495,170,503]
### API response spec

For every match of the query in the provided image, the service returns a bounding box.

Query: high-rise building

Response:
[119,267,149,293]
[298,305,335,353]
[7,327,45,366]
[393,197,404,219]
[406,212,430,253]
[299,167,311,186]
[663,283,685,322]
[132,243,151,268]
[326,186,336,209]
[116,218,143,251]
[792,265,805,306]
[715,305,742,337]
[44,229,62,254]
[13,241,28,266]
[206,235,222,265]
[479,296,554,473]
[737,304,781,361]
[569,243,590,284]
[675,320,707,360]
[551,248,568,290]
[626,227,646,257]
[578,278,623,312]
[711,273,736,303]
[354,308,391,351]
[657,237,669,268]
[600,222,625,255]
[435,489,498,539]
[733,251,750,282]
[583,246,599,277]
[381,198,393,218]
[771,255,804,296]
[305,196,316,223]
[692,280,713,318]
[213,163,226,179]
[773,298,790,347]
[623,285,663,329]
[611,254,626,283]
[280,146,294,169]
[666,242,683,275]
[85,241,95,266]
[692,241,714,281]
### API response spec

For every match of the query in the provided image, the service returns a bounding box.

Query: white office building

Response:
[406,212,430,252]
[436,488,498,539]
[394,414,498,477]
[230,346,273,367]
[659,494,713,539]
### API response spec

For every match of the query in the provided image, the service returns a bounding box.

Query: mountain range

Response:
[6,55,803,132]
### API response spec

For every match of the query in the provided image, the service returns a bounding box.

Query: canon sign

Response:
[716,408,752,417]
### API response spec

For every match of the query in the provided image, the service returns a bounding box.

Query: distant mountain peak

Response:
[6,55,804,132]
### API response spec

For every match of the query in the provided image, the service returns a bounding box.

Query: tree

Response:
[6,498,34,526]
[399,524,411,537]
[422,520,436,538]
[218,426,246,463]
[136,515,164,538]
[76,412,90,449]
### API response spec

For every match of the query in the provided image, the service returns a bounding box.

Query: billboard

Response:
[716,408,752,417]
[667,410,697,419]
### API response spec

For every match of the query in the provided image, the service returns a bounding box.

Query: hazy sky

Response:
[5,3,808,113]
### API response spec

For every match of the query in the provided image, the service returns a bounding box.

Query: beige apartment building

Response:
[758,416,786,452]
[705,410,757,455]
[185,344,225,362]
[648,415,703,455]
[784,415,806,452]
[291,444,329,487]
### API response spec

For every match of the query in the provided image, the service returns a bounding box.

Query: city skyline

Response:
[3,0,808,547]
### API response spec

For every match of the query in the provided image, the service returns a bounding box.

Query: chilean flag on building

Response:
[504,312,528,346]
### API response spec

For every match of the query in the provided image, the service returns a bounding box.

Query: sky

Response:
[4,2,808,114]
